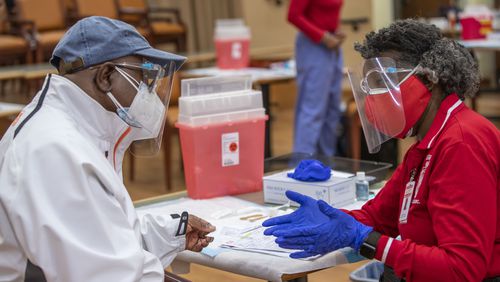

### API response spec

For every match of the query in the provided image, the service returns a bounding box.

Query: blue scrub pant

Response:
[293,32,343,157]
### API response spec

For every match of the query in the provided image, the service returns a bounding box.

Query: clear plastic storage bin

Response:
[349,261,384,282]
[176,76,267,199]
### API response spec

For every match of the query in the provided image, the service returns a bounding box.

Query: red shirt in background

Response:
[348,94,500,281]
[287,0,343,43]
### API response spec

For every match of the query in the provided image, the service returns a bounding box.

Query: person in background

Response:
[4,0,15,15]
[263,19,500,282]
[439,0,461,33]
[288,0,345,157]
[438,0,461,19]
[0,16,215,281]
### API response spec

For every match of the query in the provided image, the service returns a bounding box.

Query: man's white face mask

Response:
[106,67,165,140]
[103,61,175,157]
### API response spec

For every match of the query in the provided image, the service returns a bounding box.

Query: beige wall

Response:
[466,0,494,5]
[339,0,373,69]
[149,0,237,53]
[236,0,373,69]
[237,0,296,50]
[371,0,394,30]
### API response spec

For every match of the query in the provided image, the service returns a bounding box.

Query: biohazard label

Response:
[222,132,239,167]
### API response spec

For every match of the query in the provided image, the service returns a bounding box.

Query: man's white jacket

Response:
[0,74,186,281]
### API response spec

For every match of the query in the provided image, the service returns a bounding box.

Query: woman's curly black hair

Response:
[354,19,480,99]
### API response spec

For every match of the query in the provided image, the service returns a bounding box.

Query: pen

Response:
[240,214,263,220]
[249,215,268,222]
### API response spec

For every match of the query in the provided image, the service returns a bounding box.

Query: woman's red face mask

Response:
[364,74,431,138]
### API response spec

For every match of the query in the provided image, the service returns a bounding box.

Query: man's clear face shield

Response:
[347,57,415,153]
[109,61,176,157]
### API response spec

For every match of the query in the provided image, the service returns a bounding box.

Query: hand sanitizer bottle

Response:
[356,171,369,201]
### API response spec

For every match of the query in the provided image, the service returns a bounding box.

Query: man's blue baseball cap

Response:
[50,16,186,74]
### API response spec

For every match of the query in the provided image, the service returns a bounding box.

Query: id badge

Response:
[399,180,415,224]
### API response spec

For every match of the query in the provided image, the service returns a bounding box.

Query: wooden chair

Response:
[15,0,67,63]
[0,0,35,65]
[0,1,36,98]
[163,74,183,191]
[116,0,187,52]
[73,0,119,19]
[346,97,362,160]
[71,0,153,42]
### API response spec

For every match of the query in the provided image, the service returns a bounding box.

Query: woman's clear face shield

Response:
[347,57,415,153]
[112,61,176,157]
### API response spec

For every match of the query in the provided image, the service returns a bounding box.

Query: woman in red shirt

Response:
[288,0,345,157]
[263,19,500,282]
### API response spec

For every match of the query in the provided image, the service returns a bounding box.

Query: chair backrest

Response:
[63,0,76,12]
[169,74,181,106]
[115,0,147,26]
[74,0,118,19]
[16,0,66,31]
[0,1,8,33]
[116,0,146,9]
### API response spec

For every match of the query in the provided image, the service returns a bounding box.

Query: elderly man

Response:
[0,16,214,281]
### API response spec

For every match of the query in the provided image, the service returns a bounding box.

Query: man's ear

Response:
[94,62,116,93]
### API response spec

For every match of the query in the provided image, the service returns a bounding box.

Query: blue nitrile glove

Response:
[262,190,329,236]
[273,200,373,259]
[287,159,331,182]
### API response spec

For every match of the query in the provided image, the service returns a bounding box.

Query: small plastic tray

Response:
[349,261,384,282]
[179,90,262,117]
[178,108,265,126]
[181,75,252,97]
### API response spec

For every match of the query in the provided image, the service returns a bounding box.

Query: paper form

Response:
[135,196,303,259]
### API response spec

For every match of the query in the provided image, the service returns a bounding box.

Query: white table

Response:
[459,39,500,50]
[182,67,296,83]
[0,102,24,118]
[458,39,500,119]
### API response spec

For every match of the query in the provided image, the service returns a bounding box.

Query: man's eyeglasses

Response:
[113,61,166,91]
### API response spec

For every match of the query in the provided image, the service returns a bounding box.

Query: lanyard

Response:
[399,169,416,224]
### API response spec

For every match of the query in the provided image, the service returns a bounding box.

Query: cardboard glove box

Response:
[263,170,356,208]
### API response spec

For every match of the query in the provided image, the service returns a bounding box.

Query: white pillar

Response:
[371,0,394,30]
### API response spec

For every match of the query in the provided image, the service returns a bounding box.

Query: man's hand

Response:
[334,30,346,41]
[185,215,216,252]
[321,31,345,50]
